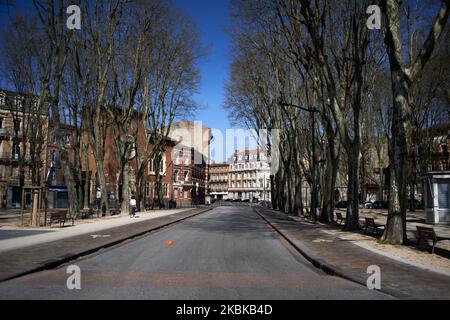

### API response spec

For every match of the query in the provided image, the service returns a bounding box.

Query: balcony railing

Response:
[0,152,31,162]
[0,128,32,138]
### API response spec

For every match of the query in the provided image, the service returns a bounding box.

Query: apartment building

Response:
[81,112,176,208]
[0,90,48,208]
[209,162,229,200]
[228,148,271,202]
[169,121,212,205]
[172,145,207,205]
[46,123,77,208]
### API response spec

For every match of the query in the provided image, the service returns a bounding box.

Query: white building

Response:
[228,148,271,202]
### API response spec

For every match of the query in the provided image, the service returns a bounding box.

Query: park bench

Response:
[110,207,121,216]
[416,226,450,254]
[335,212,346,225]
[80,207,95,219]
[48,210,73,228]
[364,217,385,236]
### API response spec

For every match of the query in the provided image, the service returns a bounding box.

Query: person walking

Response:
[130,195,137,218]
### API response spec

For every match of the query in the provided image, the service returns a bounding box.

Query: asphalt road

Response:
[0,206,393,299]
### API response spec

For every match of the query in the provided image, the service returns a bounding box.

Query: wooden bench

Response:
[110,207,121,216]
[335,212,346,225]
[364,217,385,236]
[80,208,95,219]
[416,226,450,254]
[48,210,73,228]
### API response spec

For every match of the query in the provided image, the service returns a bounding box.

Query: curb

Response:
[254,207,413,300]
[0,207,213,283]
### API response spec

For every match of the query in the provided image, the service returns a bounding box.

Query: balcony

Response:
[0,128,10,137]
[0,152,31,163]
[0,128,32,139]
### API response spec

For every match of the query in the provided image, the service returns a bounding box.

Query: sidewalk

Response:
[255,207,450,300]
[0,207,212,282]
[0,208,191,252]
[342,208,450,242]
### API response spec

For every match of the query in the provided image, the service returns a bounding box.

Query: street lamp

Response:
[279,99,319,222]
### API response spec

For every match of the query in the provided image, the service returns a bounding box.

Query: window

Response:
[0,117,3,129]
[149,155,166,174]
[12,143,20,159]
[15,96,23,108]
[50,150,59,166]
[173,170,179,183]
[438,179,450,209]
[51,133,57,144]
[50,170,56,185]
[184,170,189,182]
[0,93,5,105]
[13,119,20,132]
[64,134,71,145]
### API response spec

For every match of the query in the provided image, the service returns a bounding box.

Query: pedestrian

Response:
[130,195,137,218]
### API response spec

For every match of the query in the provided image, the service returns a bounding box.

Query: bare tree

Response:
[380,0,449,244]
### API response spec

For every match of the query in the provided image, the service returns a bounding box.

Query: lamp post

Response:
[310,109,318,222]
[279,99,319,222]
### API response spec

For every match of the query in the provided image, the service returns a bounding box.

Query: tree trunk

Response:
[345,145,361,230]
[61,150,79,219]
[83,148,90,209]
[382,79,409,244]
[270,174,277,210]
[320,153,337,223]
[120,161,131,215]
[94,156,109,214]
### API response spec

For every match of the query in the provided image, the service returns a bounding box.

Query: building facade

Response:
[209,162,229,200]
[169,121,212,205]
[0,90,48,208]
[172,145,207,205]
[228,149,271,202]
[81,113,176,209]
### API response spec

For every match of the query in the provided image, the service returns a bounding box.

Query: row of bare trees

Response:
[226,0,449,244]
[0,0,203,216]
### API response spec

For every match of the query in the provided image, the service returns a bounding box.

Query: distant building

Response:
[209,162,229,200]
[228,148,271,202]
[172,145,207,205]
[169,121,212,205]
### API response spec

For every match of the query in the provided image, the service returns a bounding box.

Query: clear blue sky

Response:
[175,0,251,162]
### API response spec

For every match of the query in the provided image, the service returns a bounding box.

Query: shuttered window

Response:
[437,179,450,209]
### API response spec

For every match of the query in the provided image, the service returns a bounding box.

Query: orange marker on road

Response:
[165,241,174,246]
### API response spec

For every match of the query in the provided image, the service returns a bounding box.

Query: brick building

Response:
[169,121,211,205]
[81,113,176,208]
[172,145,207,205]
